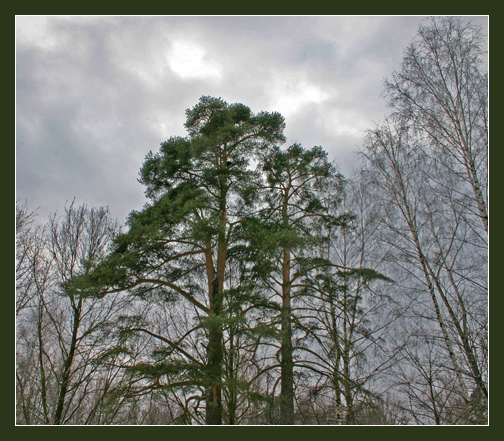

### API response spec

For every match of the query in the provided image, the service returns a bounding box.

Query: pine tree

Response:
[68,96,285,424]
[242,144,345,424]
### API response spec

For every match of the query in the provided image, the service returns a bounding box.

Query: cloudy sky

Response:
[16,15,488,224]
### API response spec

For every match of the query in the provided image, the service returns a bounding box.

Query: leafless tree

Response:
[16,202,141,424]
[290,177,401,425]
[16,200,49,316]
[361,115,487,424]
[384,16,488,235]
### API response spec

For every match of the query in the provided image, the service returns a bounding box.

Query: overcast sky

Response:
[16,15,489,224]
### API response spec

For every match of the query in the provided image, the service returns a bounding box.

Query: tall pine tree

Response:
[243,144,345,424]
[69,96,285,424]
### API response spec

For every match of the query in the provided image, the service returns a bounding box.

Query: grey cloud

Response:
[16,15,488,224]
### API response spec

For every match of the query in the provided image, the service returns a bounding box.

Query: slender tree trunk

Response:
[280,246,294,425]
[403,204,480,425]
[444,268,488,401]
[329,294,343,425]
[36,301,50,424]
[226,330,237,425]
[279,186,295,425]
[466,153,488,235]
[427,377,442,425]
[54,297,82,425]
[205,276,223,425]
[342,289,354,426]
[421,257,479,424]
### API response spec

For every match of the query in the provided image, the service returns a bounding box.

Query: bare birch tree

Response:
[384,16,488,235]
[361,116,487,424]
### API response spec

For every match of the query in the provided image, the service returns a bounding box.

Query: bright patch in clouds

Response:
[323,108,368,138]
[270,76,329,118]
[167,40,223,80]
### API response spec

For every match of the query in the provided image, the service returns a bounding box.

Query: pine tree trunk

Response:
[280,247,294,425]
[205,192,227,425]
[205,276,223,425]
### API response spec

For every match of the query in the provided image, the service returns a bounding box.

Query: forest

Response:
[15,17,488,425]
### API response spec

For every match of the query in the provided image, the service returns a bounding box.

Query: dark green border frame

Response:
[8,3,496,441]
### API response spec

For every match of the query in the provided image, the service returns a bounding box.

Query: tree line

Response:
[16,16,488,425]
